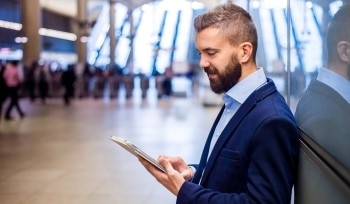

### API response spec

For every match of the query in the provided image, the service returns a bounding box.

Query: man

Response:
[140,3,299,203]
[294,4,350,203]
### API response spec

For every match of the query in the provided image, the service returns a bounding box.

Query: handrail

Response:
[151,10,168,75]
[94,14,129,66]
[269,9,283,60]
[169,10,182,68]
[283,9,304,73]
[310,7,324,37]
[298,129,350,194]
[124,9,144,69]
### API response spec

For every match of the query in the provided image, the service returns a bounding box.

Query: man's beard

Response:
[205,54,242,94]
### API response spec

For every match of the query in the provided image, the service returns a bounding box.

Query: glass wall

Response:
[87,0,201,75]
[86,0,346,108]
[241,2,348,203]
[238,0,344,111]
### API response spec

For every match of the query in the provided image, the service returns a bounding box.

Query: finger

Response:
[180,167,193,181]
[167,156,187,169]
[157,155,171,162]
[159,158,175,173]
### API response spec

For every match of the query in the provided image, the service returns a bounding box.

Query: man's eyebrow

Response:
[196,47,219,52]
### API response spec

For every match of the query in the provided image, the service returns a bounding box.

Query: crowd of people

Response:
[0,59,196,121]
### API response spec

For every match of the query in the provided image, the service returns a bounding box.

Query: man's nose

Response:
[199,56,210,69]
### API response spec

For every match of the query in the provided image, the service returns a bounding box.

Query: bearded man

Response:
[140,3,299,203]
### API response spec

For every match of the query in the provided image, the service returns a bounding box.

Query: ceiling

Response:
[40,0,219,18]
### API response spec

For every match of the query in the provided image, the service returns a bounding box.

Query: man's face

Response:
[196,27,242,94]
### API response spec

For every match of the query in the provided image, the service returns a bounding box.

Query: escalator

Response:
[151,10,168,75]
[123,9,144,69]
[269,9,283,60]
[283,8,304,72]
[93,14,128,67]
[169,10,182,67]
[87,3,128,67]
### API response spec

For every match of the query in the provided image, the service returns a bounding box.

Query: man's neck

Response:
[328,62,350,81]
[239,63,258,82]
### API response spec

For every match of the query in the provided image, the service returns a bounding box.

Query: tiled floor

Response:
[0,94,220,204]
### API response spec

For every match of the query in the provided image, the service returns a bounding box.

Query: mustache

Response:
[204,67,217,75]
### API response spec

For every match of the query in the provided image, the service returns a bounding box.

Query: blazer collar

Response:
[309,79,350,106]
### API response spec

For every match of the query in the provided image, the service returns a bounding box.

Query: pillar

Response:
[109,0,116,70]
[76,0,88,65]
[21,0,41,67]
[128,9,135,73]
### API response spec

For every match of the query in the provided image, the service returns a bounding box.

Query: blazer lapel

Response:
[192,105,225,184]
[200,80,277,184]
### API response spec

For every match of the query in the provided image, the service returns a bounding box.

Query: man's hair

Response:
[194,3,258,60]
[326,4,350,61]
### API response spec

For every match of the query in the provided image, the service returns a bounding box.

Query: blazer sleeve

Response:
[176,116,299,204]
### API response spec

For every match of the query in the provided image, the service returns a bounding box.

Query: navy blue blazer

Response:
[177,79,299,204]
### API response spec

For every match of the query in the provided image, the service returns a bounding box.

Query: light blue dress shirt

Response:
[317,68,350,103]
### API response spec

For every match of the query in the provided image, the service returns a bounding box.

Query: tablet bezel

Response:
[110,136,167,173]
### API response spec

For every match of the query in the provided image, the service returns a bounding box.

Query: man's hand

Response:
[139,155,193,196]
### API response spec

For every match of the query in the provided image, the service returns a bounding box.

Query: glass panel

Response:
[292,0,350,203]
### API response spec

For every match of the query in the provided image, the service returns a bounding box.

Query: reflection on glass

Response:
[294,3,350,204]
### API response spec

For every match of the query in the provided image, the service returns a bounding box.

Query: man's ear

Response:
[337,41,350,62]
[239,42,253,64]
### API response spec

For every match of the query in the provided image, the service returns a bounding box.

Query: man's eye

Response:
[207,51,216,56]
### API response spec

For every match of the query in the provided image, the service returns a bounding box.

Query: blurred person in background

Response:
[61,64,77,106]
[162,66,173,98]
[36,63,51,104]
[3,60,25,120]
[0,62,8,123]
[26,60,38,102]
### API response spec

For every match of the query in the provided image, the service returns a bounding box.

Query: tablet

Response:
[110,136,167,173]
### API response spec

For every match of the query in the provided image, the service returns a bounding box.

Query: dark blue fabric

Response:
[177,79,299,204]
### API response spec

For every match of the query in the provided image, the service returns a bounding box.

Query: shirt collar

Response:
[317,68,350,103]
[223,68,267,106]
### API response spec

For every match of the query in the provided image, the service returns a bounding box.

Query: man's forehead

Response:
[195,27,227,50]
